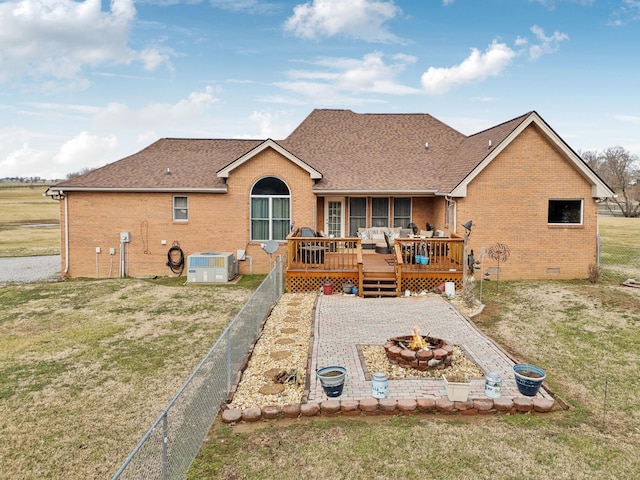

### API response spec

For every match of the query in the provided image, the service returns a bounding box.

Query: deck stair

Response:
[361,254,399,298]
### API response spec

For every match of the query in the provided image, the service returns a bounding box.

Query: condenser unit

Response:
[186,252,237,283]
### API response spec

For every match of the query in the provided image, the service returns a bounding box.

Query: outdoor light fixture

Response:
[462,220,474,236]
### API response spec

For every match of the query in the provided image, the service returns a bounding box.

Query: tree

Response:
[581,146,640,217]
[66,167,95,179]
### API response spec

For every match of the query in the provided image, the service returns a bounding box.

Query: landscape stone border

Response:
[220,395,557,424]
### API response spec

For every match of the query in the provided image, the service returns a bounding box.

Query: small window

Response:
[548,199,582,224]
[173,196,188,221]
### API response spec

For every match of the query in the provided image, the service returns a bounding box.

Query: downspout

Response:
[63,191,70,274]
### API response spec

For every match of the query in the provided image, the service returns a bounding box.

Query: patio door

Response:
[324,198,344,237]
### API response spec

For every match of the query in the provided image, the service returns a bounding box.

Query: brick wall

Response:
[61,148,316,278]
[458,125,598,280]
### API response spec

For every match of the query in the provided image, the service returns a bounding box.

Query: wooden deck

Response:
[286,233,466,297]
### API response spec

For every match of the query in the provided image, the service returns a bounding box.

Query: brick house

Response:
[46,109,614,283]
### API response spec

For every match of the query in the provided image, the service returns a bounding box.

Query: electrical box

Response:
[120,231,130,243]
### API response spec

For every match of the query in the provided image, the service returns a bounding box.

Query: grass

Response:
[0,276,261,479]
[2,189,640,478]
[0,185,60,257]
[187,279,640,479]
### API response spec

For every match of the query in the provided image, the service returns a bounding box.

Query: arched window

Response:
[251,177,291,241]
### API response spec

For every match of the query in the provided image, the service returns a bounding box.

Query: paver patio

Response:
[307,294,554,403]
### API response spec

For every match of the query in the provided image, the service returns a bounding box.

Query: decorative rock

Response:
[473,398,495,412]
[221,409,242,424]
[455,400,475,412]
[259,383,285,395]
[264,368,282,379]
[432,348,448,360]
[400,349,417,362]
[513,397,534,412]
[379,398,398,415]
[242,408,262,422]
[340,400,360,413]
[417,396,436,412]
[397,398,417,413]
[359,398,379,414]
[533,398,555,413]
[282,404,301,418]
[387,345,402,359]
[416,349,434,361]
[493,397,514,411]
[435,397,455,412]
[270,350,290,360]
[262,405,281,419]
[320,400,341,415]
[300,402,320,417]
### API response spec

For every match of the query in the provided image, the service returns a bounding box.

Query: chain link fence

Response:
[111,256,284,480]
[598,237,640,283]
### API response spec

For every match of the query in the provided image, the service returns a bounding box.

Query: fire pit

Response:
[383,327,454,371]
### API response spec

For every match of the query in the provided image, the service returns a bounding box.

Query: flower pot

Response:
[443,375,471,401]
[317,366,347,397]
[513,364,546,396]
[323,282,332,295]
[342,283,353,294]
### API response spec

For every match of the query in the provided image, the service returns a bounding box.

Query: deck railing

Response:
[286,232,465,293]
[287,235,361,271]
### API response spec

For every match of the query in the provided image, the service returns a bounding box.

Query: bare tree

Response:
[66,167,95,179]
[580,146,640,217]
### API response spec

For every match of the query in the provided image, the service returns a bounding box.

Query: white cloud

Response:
[614,114,640,125]
[52,132,118,170]
[284,0,404,43]
[247,111,294,139]
[421,41,517,94]
[92,85,220,128]
[0,0,171,83]
[274,51,419,105]
[523,25,569,60]
[421,25,568,94]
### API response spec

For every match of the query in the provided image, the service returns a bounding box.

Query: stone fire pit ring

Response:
[384,335,454,371]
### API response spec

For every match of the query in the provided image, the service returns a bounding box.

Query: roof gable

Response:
[449,112,615,198]
[217,139,322,180]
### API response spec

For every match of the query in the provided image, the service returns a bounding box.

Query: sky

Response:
[1,0,639,180]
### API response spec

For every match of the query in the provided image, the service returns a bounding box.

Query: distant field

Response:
[0,184,60,257]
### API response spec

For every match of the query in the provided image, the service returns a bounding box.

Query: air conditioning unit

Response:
[186,252,237,283]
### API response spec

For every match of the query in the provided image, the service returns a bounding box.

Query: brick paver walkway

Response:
[308,294,554,402]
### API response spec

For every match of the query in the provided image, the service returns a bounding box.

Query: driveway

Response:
[0,255,60,284]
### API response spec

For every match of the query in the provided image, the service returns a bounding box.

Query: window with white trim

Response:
[548,199,583,224]
[251,177,290,241]
[173,196,188,221]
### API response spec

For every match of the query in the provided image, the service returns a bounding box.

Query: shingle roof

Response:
[50,109,532,194]
[52,138,263,190]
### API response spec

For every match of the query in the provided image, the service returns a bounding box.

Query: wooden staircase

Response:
[361,254,399,298]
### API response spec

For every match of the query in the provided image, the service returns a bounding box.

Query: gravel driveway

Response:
[0,255,60,284]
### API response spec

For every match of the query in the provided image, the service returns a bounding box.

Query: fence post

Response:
[162,412,168,480]
[226,331,231,393]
